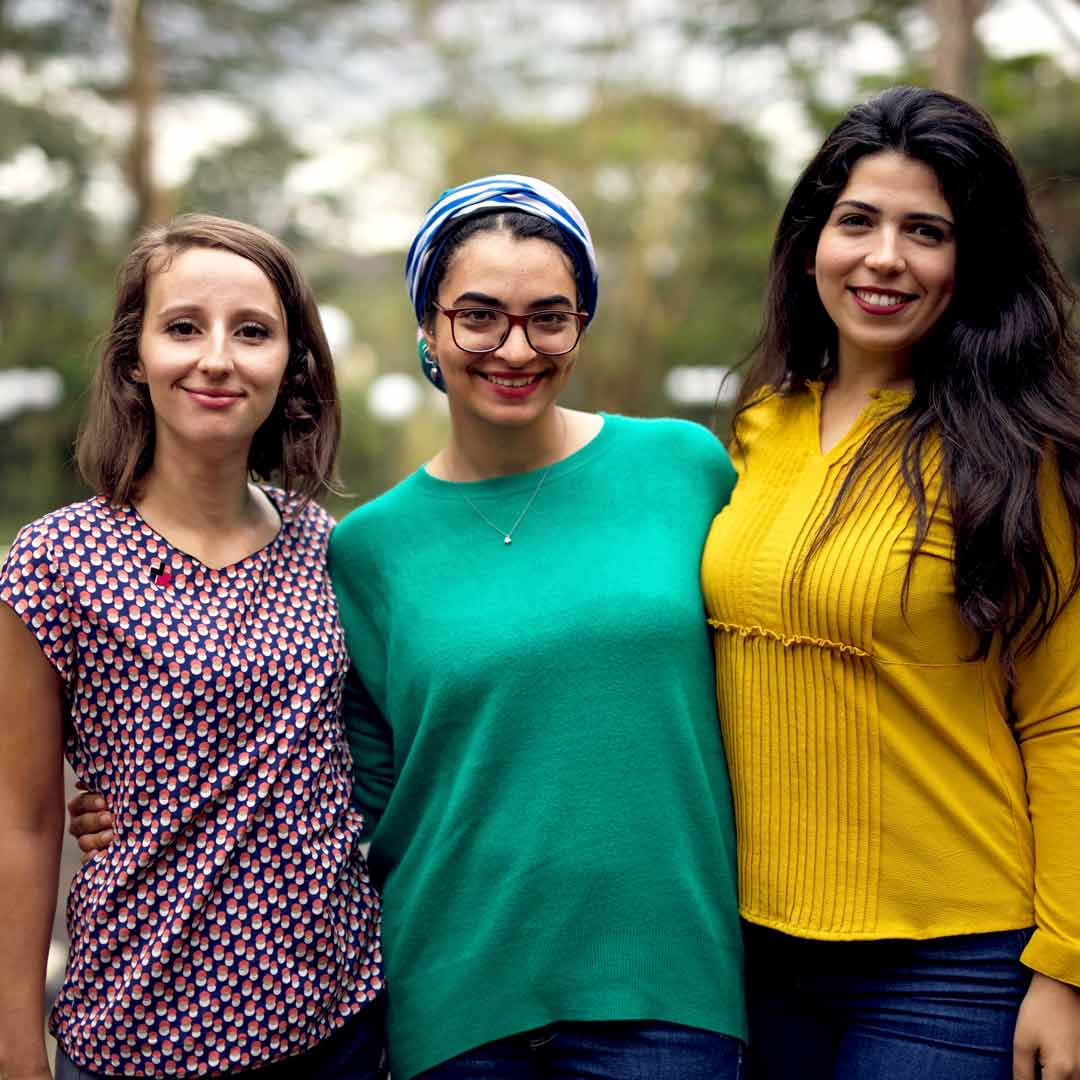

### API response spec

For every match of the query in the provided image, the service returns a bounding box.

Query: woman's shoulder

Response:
[605,412,732,465]
[266,486,334,532]
[733,384,814,444]
[600,414,737,509]
[1,497,114,610]
[5,496,113,559]
[328,471,426,560]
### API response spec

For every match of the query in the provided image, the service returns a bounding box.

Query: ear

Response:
[130,362,146,383]
[421,326,438,360]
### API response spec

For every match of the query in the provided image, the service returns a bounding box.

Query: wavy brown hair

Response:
[734,85,1080,677]
[77,214,341,503]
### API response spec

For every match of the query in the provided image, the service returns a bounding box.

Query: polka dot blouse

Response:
[0,491,383,1077]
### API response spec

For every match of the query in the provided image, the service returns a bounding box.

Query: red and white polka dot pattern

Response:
[0,492,383,1077]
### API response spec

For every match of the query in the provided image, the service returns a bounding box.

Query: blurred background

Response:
[0,0,1078,1045]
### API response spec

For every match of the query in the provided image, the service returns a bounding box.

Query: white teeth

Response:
[855,289,909,308]
[486,374,538,387]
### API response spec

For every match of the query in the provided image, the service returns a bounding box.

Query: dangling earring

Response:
[418,334,445,392]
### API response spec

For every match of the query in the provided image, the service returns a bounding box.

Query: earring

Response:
[418,335,445,391]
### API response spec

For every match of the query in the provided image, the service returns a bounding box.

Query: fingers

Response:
[67,790,103,817]
[1012,1038,1037,1080]
[76,828,114,854]
[67,793,111,837]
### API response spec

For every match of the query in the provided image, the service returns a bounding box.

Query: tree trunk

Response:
[122,0,169,229]
[933,0,987,100]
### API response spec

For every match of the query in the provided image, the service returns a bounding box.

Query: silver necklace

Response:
[455,414,565,546]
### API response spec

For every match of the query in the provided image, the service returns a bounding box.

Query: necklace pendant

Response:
[504,535,512,545]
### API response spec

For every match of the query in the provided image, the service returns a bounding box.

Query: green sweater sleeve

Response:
[328,524,395,838]
[342,665,395,837]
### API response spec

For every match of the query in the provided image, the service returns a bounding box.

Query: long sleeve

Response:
[703,387,1072,951]
[1013,472,1080,987]
[327,525,395,839]
[342,666,395,838]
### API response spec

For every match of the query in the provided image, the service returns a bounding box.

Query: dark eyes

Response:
[836,212,873,229]
[459,309,500,326]
[165,319,199,337]
[833,214,949,244]
[164,320,270,340]
[910,223,946,242]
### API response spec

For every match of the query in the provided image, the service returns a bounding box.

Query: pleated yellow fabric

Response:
[701,384,1080,986]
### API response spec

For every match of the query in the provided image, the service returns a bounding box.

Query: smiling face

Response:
[814,151,957,377]
[424,230,580,430]
[135,246,290,466]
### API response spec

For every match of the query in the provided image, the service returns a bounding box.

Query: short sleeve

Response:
[0,519,77,684]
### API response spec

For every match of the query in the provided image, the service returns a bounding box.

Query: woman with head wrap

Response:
[326,175,746,1078]
[64,177,745,1077]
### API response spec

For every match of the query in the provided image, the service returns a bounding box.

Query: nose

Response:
[494,322,535,365]
[864,228,906,274]
[196,329,234,376]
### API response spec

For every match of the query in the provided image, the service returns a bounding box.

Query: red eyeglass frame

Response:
[433,302,589,356]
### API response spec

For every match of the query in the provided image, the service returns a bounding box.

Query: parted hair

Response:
[735,85,1080,676]
[76,214,341,503]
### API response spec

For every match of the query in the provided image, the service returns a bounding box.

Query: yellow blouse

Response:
[701,384,1080,986]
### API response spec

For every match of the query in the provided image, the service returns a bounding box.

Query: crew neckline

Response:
[415,412,618,498]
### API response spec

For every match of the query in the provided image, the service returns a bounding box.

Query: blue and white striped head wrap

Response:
[405,174,599,391]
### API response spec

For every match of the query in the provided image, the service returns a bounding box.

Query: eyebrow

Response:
[834,199,955,228]
[452,291,576,310]
[154,303,282,325]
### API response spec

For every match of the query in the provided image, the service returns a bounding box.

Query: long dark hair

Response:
[735,85,1080,676]
[77,214,341,503]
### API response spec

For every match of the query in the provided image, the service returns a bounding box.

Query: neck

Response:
[442,405,566,481]
[830,348,913,399]
[136,442,258,532]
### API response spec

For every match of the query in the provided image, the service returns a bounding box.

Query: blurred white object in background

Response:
[663,365,741,408]
[0,367,63,422]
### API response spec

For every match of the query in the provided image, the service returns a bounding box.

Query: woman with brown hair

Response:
[0,215,384,1080]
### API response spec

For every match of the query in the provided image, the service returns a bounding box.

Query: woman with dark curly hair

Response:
[702,85,1080,1079]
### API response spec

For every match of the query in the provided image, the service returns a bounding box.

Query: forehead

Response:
[145,246,283,310]
[440,231,576,300]
[836,151,952,215]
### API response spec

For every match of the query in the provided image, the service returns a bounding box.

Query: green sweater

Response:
[328,413,744,1080]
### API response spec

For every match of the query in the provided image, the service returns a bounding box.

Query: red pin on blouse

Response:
[151,563,172,587]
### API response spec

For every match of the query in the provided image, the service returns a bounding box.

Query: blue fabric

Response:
[55,1003,387,1080]
[413,1020,744,1080]
[404,174,599,391]
[742,922,1035,1079]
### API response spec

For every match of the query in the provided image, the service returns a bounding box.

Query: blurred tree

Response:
[2,0,1077,540]
[933,0,986,97]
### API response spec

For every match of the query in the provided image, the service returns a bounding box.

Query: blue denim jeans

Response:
[743,921,1035,1079]
[415,1020,745,1079]
[54,1001,387,1080]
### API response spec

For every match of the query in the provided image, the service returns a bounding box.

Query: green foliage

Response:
[2,0,1078,542]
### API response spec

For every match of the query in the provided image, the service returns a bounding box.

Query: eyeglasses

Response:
[433,303,588,356]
